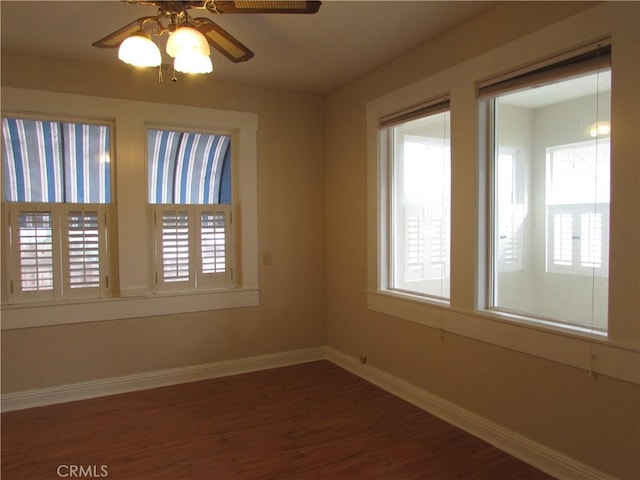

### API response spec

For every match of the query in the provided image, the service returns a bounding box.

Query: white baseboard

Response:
[1,344,615,480]
[1,346,327,413]
[326,347,615,480]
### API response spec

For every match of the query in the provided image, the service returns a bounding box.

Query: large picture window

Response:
[1,117,113,303]
[480,44,611,331]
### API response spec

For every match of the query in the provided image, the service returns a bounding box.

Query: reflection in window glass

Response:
[389,111,451,300]
[489,70,610,330]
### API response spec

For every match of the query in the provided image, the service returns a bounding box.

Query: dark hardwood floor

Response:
[2,361,554,479]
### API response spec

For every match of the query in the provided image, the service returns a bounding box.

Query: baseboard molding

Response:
[2,345,615,480]
[1,346,327,413]
[326,347,615,480]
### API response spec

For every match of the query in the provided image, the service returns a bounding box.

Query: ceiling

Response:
[500,71,611,109]
[0,1,495,94]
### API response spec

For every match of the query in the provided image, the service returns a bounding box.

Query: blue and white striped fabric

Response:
[2,118,111,203]
[147,129,231,205]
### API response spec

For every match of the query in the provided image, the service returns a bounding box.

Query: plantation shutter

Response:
[8,205,58,301]
[152,205,233,291]
[547,204,608,276]
[497,205,524,272]
[154,207,192,290]
[403,206,426,281]
[6,203,110,302]
[403,205,450,282]
[61,205,110,298]
[198,206,233,288]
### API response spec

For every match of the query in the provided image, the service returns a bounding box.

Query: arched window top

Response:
[147,128,231,205]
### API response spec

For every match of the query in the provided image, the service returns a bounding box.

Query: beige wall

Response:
[326,2,639,479]
[2,1,639,479]
[0,53,327,389]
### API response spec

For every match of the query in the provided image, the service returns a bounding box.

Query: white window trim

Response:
[366,4,640,386]
[379,117,451,303]
[1,88,259,330]
[4,202,112,303]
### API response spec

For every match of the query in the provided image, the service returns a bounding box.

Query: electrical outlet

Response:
[263,251,272,266]
[359,355,367,365]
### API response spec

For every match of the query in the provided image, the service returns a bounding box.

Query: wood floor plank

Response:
[1,361,554,479]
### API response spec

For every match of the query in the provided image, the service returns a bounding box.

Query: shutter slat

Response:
[201,210,227,274]
[66,210,101,288]
[161,210,191,283]
[16,212,55,292]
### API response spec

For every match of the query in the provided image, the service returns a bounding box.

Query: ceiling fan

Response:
[93,1,321,74]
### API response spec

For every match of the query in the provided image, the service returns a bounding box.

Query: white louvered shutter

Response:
[403,206,426,281]
[8,205,58,301]
[497,204,524,272]
[154,207,192,290]
[197,205,233,289]
[152,205,233,292]
[6,203,110,302]
[61,205,110,299]
[547,204,608,276]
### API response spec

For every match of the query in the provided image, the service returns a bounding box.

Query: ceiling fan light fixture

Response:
[166,26,211,58]
[174,49,214,74]
[118,33,162,67]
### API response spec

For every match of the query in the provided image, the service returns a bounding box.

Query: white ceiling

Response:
[0,0,495,93]
[500,72,612,109]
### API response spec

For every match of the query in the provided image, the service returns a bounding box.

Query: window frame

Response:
[480,44,611,334]
[145,125,236,295]
[379,107,451,304]
[151,204,234,293]
[1,89,259,330]
[366,8,638,385]
[377,95,452,305]
[1,114,116,305]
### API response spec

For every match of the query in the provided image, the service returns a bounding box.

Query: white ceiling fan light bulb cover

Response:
[174,49,214,74]
[118,33,162,67]
[166,26,211,58]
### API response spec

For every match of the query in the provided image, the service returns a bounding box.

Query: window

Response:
[546,140,609,276]
[1,117,113,303]
[147,128,234,292]
[380,97,451,301]
[480,44,611,331]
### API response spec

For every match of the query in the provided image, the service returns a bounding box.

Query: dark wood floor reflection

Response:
[2,361,554,479]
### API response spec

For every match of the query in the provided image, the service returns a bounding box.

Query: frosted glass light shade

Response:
[118,34,161,67]
[166,26,210,58]
[588,121,611,138]
[174,49,214,74]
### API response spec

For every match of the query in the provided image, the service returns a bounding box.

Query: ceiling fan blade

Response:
[92,17,157,48]
[207,1,321,14]
[194,17,254,63]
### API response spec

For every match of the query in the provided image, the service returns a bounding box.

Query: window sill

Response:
[0,288,260,330]
[367,290,640,385]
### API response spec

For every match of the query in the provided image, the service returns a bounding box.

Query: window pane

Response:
[2,118,111,203]
[147,129,231,205]
[390,111,451,299]
[490,70,610,330]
